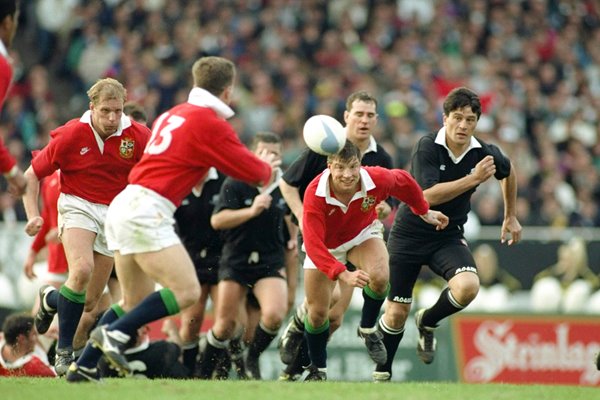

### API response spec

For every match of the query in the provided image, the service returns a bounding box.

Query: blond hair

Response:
[87,78,127,106]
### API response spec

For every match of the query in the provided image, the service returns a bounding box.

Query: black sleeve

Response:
[486,143,512,180]
[281,148,327,199]
[410,135,441,190]
[213,177,243,213]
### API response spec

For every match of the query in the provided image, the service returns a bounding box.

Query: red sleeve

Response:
[302,184,347,281]
[0,138,16,174]
[201,120,271,187]
[31,134,60,180]
[386,168,429,215]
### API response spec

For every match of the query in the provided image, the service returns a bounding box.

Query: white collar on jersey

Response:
[364,135,378,154]
[0,40,8,58]
[80,110,132,153]
[434,126,482,164]
[187,87,234,120]
[315,167,375,213]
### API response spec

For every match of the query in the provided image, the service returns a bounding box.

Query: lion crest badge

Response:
[361,195,376,212]
[119,138,135,159]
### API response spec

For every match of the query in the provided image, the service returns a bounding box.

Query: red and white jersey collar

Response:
[0,343,34,369]
[435,126,482,164]
[187,87,234,120]
[315,167,375,213]
[79,110,132,154]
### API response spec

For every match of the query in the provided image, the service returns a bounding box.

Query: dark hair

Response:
[346,90,377,111]
[250,131,281,150]
[192,56,236,96]
[123,101,148,124]
[443,87,481,119]
[0,0,18,21]
[2,313,33,346]
[327,140,362,164]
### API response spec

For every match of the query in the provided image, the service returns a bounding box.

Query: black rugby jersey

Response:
[174,171,226,269]
[215,177,287,267]
[394,132,511,235]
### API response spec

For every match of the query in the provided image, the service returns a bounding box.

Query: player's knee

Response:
[307,308,328,328]
[384,304,409,329]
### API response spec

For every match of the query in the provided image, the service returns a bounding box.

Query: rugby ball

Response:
[303,115,346,155]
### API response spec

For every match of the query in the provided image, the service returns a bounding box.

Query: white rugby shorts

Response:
[57,193,111,257]
[303,219,384,270]
[105,184,180,255]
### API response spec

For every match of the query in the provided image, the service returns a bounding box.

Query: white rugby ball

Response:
[303,115,346,155]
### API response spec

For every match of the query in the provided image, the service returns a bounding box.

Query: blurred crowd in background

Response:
[1,0,600,231]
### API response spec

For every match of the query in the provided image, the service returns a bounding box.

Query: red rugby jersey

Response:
[31,113,150,205]
[302,166,429,280]
[0,352,56,377]
[129,88,271,207]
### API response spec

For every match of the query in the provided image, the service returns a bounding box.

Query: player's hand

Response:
[501,215,522,245]
[375,201,392,220]
[338,269,370,288]
[258,148,282,170]
[6,170,27,197]
[25,216,44,236]
[250,193,272,216]
[473,155,496,184]
[45,228,60,244]
[420,210,449,230]
[23,251,37,280]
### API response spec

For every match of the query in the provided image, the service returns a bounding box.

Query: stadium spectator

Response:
[530,236,600,313]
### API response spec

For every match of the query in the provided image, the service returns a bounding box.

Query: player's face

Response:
[443,106,478,152]
[90,98,124,139]
[254,141,282,164]
[329,156,360,195]
[344,100,378,143]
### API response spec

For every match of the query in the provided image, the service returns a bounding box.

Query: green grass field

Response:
[1,379,596,400]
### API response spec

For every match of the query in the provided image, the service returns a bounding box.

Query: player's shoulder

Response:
[49,118,87,140]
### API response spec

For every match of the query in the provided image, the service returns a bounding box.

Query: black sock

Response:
[422,287,464,327]
[375,318,404,374]
[304,319,329,369]
[109,288,180,337]
[78,305,125,369]
[284,339,309,375]
[57,285,85,349]
[360,285,387,328]
[196,330,227,379]
[248,322,278,359]
[182,343,199,374]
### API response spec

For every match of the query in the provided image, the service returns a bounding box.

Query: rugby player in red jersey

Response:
[300,140,448,380]
[0,0,25,196]
[69,56,279,382]
[22,78,151,376]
